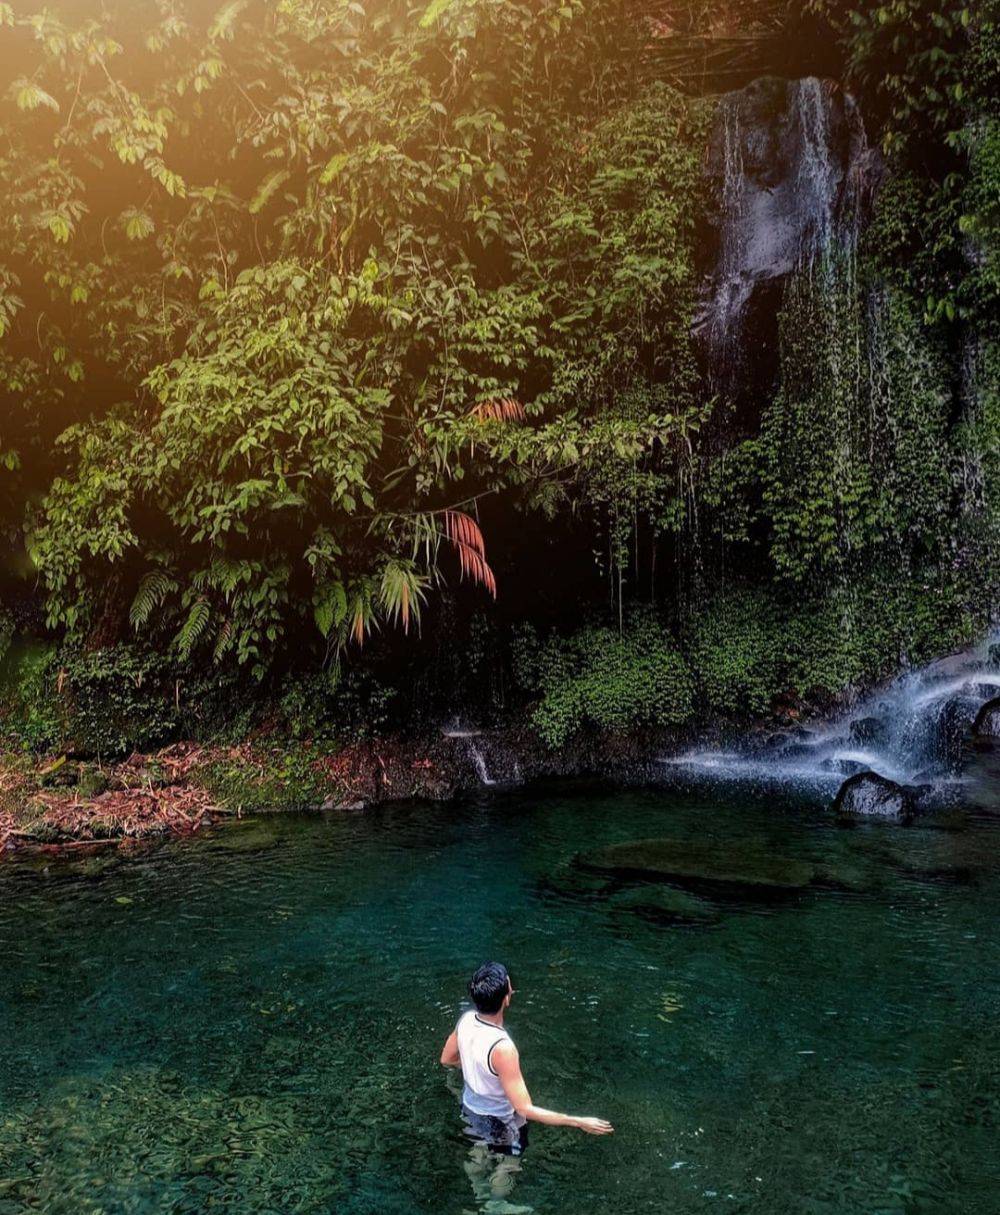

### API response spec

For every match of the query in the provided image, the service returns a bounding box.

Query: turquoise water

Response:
[2,783,999,1214]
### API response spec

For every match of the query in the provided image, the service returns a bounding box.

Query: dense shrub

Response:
[688,591,783,715]
[515,615,694,748]
[276,669,396,743]
[0,641,64,752]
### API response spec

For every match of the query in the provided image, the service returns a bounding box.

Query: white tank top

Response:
[456,1009,515,1117]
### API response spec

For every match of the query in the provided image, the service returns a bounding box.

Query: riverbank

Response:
[0,725,681,859]
[5,626,999,860]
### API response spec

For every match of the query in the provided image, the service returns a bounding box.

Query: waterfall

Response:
[665,632,1000,791]
[695,76,881,387]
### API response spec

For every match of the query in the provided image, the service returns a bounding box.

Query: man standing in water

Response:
[440,961,614,1159]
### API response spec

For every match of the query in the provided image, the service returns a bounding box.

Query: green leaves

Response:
[319,153,351,185]
[122,208,155,241]
[249,170,291,215]
[313,582,348,640]
[10,78,59,112]
[517,614,695,748]
[209,0,249,40]
[419,0,455,29]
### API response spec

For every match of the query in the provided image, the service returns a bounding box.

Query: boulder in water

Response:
[580,837,814,890]
[832,772,917,822]
[973,697,1000,739]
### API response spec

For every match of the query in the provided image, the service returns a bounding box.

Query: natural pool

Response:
[2,782,999,1214]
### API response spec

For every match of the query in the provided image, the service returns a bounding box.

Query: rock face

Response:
[832,771,916,821]
[849,716,888,748]
[696,75,881,386]
[581,837,814,890]
[973,697,1000,739]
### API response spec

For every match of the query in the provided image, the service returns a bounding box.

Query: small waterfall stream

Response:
[666,633,1000,792]
[440,721,497,786]
[467,742,496,786]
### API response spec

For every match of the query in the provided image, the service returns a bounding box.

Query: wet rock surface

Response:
[849,716,888,748]
[832,771,918,821]
[973,697,1000,739]
[697,75,881,386]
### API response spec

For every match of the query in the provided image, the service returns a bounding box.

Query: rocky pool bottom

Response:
[2,782,999,1214]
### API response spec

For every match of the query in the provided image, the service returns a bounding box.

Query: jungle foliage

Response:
[2,0,707,673]
[0,0,998,751]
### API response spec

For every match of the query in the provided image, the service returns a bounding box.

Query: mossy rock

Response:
[608,883,718,923]
[811,858,882,893]
[542,860,614,902]
[580,837,814,890]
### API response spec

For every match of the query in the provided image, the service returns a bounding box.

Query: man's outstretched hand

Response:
[573,1117,614,1135]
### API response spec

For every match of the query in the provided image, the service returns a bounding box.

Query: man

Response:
[440,961,614,1158]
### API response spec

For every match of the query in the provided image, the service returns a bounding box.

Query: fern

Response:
[175,597,211,660]
[129,571,178,630]
[213,617,234,663]
[248,169,290,215]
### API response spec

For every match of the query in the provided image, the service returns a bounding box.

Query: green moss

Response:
[687,573,987,718]
[198,741,333,815]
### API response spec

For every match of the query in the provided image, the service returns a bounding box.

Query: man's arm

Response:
[440,1029,461,1068]
[492,1040,613,1135]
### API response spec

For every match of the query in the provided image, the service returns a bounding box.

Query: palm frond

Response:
[470,397,526,423]
[378,559,430,633]
[346,581,377,647]
[444,509,497,598]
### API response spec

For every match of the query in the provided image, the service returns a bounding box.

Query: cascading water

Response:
[468,742,496,786]
[439,721,498,786]
[680,76,998,805]
[695,76,881,386]
[666,632,1000,792]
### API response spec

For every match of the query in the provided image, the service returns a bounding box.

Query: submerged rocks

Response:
[973,697,1000,739]
[581,837,814,890]
[832,771,917,821]
[608,884,718,925]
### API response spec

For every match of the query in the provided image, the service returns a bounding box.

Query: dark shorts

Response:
[461,1104,529,1157]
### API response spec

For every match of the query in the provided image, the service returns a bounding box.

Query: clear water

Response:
[2,784,999,1214]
